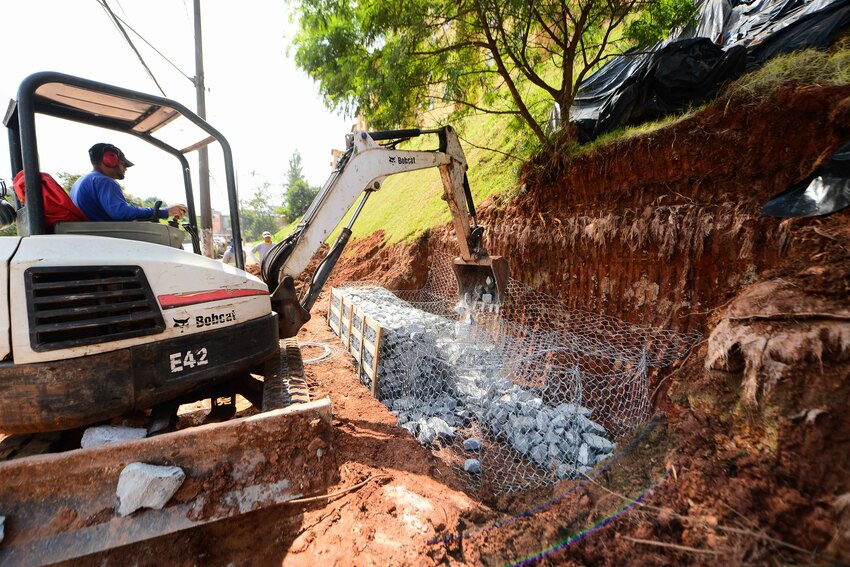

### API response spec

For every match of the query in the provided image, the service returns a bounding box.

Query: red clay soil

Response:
[74,83,850,565]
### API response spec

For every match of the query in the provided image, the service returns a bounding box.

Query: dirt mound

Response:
[328,229,430,289]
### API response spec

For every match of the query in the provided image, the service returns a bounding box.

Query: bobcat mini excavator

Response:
[0,72,508,564]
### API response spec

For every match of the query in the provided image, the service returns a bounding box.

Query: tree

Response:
[291,0,696,145]
[282,151,319,222]
[285,178,318,222]
[240,174,278,241]
[56,172,81,193]
[286,151,305,190]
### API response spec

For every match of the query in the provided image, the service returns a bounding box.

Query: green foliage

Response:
[625,0,699,47]
[240,174,278,241]
[282,151,319,222]
[291,0,696,147]
[125,194,164,208]
[55,172,81,193]
[724,47,850,99]
[285,151,305,190]
[285,178,318,222]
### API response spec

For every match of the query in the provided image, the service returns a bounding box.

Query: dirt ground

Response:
[69,82,850,565]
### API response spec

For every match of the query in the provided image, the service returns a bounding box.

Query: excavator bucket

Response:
[0,398,337,566]
[452,255,510,308]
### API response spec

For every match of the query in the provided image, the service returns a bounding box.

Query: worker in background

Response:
[71,143,188,222]
[221,239,236,264]
[251,231,275,263]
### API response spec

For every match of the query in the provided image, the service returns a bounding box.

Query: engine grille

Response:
[25,266,165,351]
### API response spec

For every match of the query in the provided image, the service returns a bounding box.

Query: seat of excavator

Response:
[53,220,185,249]
[14,206,184,249]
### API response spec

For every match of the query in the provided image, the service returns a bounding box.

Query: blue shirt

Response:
[71,170,166,222]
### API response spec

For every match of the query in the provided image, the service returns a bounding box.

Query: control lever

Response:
[151,200,163,222]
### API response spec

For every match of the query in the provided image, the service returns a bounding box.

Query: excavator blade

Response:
[452,255,510,308]
[0,397,337,566]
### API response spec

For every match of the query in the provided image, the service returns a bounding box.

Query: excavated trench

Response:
[325,83,850,563]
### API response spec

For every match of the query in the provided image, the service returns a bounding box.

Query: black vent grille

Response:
[26,266,165,351]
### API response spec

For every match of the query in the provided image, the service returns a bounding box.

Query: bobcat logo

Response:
[173,317,190,328]
[388,156,396,164]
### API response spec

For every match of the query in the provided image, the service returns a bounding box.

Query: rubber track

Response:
[283,338,311,405]
[262,338,310,411]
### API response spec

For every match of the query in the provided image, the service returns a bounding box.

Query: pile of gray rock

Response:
[334,286,617,481]
[431,334,616,479]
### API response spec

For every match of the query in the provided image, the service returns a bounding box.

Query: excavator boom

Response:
[264,126,510,338]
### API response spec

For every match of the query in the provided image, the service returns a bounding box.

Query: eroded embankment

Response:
[329,83,850,563]
[333,85,850,334]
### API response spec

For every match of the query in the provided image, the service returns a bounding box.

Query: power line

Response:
[106,5,196,85]
[96,0,167,96]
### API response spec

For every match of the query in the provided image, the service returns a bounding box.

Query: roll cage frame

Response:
[3,71,246,268]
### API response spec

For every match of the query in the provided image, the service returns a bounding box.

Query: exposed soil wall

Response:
[326,83,850,563]
[333,85,850,334]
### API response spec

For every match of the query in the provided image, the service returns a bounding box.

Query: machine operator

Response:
[71,142,188,222]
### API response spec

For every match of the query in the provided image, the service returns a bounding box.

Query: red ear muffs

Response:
[102,150,119,168]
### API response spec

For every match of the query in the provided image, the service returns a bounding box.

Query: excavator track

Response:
[262,338,311,411]
[284,338,312,405]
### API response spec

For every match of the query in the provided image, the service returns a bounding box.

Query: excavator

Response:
[0,72,508,564]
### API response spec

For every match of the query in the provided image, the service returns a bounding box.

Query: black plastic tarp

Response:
[573,39,747,141]
[570,0,850,141]
[748,0,850,63]
[761,141,850,216]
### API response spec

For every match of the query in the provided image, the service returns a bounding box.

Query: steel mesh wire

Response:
[334,252,700,493]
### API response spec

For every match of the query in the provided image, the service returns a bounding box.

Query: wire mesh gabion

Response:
[333,252,701,494]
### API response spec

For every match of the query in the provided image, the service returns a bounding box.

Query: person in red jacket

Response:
[71,143,187,222]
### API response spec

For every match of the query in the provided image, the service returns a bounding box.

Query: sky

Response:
[2,0,354,212]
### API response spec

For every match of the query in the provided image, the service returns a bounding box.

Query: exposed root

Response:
[619,535,722,555]
[705,277,850,407]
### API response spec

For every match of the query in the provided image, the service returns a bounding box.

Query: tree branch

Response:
[489,3,559,100]
[473,0,548,144]
[457,132,524,162]
[412,40,489,57]
[430,95,522,116]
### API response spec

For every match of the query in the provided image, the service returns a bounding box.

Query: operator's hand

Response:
[168,204,188,220]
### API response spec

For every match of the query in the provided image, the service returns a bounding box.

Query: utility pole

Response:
[193,0,213,257]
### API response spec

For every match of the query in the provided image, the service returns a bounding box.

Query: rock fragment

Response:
[116,462,186,517]
[582,432,615,452]
[464,459,482,474]
[81,425,147,449]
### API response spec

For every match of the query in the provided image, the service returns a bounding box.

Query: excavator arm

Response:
[264,125,509,338]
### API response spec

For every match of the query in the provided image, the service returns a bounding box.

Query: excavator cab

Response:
[0,72,337,563]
